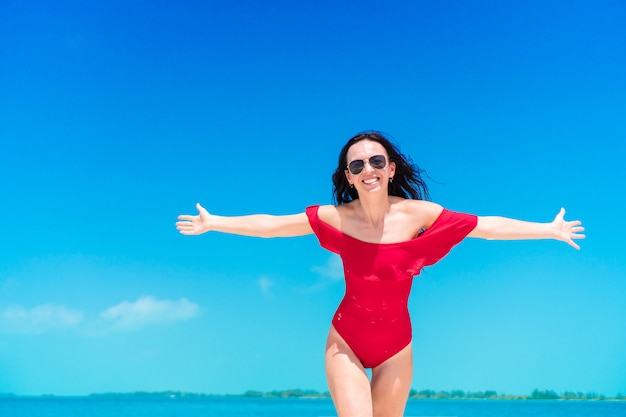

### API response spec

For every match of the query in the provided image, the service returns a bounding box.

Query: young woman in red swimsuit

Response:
[176,132,584,417]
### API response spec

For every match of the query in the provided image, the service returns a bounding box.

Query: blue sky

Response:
[1,0,625,397]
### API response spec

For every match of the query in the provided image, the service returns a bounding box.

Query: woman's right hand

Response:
[176,203,211,235]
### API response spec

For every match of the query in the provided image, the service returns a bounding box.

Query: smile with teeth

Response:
[363,177,380,185]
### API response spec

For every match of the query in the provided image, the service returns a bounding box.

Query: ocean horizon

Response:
[2,396,626,417]
[4,387,622,401]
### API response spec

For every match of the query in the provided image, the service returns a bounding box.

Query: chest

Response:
[340,217,423,244]
[340,242,430,281]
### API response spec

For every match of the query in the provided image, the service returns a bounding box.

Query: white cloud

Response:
[0,278,17,291]
[258,275,274,296]
[0,304,83,333]
[300,254,345,293]
[311,254,343,280]
[100,296,200,330]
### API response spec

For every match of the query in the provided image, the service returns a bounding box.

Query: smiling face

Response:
[345,139,396,195]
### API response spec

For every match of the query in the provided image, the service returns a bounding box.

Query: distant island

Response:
[408,389,625,401]
[3,389,624,401]
[87,389,625,401]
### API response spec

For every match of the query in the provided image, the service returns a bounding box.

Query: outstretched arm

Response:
[468,208,585,250]
[176,203,313,238]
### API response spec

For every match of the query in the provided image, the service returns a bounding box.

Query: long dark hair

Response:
[332,131,430,204]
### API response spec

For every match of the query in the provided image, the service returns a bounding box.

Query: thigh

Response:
[325,325,373,417]
[370,342,413,417]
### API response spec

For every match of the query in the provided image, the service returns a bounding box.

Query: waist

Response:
[336,295,409,324]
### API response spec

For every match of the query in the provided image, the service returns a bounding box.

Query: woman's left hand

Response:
[552,208,585,250]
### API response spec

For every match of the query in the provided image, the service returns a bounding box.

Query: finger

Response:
[176,222,196,229]
[178,215,195,221]
[567,239,581,250]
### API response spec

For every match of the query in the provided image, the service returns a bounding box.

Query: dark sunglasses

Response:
[347,155,387,175]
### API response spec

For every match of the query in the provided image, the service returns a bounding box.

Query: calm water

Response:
[1,397,625,417]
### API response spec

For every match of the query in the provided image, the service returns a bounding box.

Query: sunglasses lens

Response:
[370,155,386,169]
[347,155,387,175]
[348,160,364,175]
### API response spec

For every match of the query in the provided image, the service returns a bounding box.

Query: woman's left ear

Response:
[389,161,396,181]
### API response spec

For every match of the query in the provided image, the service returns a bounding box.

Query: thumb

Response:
[196,202,204,212]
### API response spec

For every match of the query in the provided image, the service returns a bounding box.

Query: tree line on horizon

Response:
[243,388,624,401]
[407,389,623,401]
[3,389,623,401]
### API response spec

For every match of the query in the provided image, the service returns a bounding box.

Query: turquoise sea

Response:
[1,397,625,417]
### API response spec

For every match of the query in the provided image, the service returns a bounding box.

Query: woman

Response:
[176,131,584,417]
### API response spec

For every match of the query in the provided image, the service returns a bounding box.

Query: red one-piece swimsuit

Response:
[306,205,477,369]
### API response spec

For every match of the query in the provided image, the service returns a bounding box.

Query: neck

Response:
[355,193,391,227]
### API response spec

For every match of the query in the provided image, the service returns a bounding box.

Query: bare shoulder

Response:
[393,199,444,228]
[316,204,343,228]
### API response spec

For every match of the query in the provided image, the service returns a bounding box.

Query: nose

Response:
[362,161,376,173]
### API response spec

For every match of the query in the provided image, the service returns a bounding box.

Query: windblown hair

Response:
[332,131,430,205]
